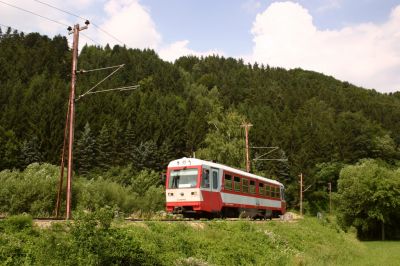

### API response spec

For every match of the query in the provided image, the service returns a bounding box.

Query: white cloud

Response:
[251,1,400,92]
[98,1,224,60]
[159,40,224,62]
[97,0,161,49]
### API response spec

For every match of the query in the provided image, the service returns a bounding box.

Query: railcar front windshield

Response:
[168,168,198,189]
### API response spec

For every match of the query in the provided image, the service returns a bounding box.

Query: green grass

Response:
[2,213,399,265]
[123,217,366,265]
[352,241,400,266]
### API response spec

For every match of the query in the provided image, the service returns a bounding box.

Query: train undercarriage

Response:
[172,206,281,220]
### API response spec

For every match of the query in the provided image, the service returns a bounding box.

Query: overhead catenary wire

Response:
[77,64,126,73]
[75,64,125,101]
[82,85,140,95]
[32,0,125,46]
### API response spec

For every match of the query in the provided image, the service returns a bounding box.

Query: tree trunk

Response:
[381,221,385,241]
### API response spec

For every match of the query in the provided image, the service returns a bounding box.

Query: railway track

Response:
[0,216,284,223]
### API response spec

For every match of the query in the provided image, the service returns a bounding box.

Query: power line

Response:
[91,23,124,46]
[0,23,31,35]
[81,32,101,46]
[32,0,125,46]
[33,0,86,21]
[0,0,69,27]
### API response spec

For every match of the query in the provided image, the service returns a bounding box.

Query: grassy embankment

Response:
[1,213,399,265]
[351,241,400,266]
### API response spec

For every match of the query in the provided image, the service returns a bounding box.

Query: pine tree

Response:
[124,121,136,162]
[110,120,124,165]
[20,136,42,168]
[0,127,20,170]
[131,140,158,170]
[75,122,96,174]
[96,124,112,170]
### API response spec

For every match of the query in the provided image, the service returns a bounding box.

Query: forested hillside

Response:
[1,30,400,238]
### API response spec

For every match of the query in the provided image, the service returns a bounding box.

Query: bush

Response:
[75,178,137,214]
[0,163,59,216]
[0,163,166,218]
[0,214,33,232]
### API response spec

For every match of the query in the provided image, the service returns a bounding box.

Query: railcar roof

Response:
[168,157,283,186]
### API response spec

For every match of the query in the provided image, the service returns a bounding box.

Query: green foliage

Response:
[95,123,113,170]
[130,217,364,265]
[75,122,96,174]
[136,185,165,213]
[0,209,159,265]
[2,211,398,265]
[0,214,33,232]
[130,169,161,195]
[75,177,137,214]
[2,30,400,213]
[0,164,165,217]
[336,159,400,239]
[352,241,400,266]
[197,111,247,169]
[0,163,59,216]
[0,127,20,170]
[20,136,43,169]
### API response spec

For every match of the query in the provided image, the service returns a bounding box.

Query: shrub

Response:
[0,163,59,216]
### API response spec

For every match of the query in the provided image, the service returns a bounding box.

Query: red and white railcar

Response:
[165,157,286,218]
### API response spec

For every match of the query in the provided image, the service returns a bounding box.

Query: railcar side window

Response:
[234,176,241,192]
[242,179,249,193]
[249,180,256,194]
[259,183,264,196]
[276,187,280,199]
[201,169,210,188]
[271,186,276,198]
[224,174,232,190]
[265,185,271,197]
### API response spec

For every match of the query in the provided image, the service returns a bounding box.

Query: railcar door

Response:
[211,168,219,191]
[201,166,211,190]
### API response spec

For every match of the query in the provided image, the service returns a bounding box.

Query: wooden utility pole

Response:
[299,173,311,216]
[60,21,88,220]
[328,182,332,215]
[241,122,253,172]
[300,173,303,216]
[55,98,70,218]
[66,22,88,220]
[55,21,137,219]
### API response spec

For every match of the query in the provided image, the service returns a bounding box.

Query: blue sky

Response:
[142,0,400,55]
[1,0,400,92]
